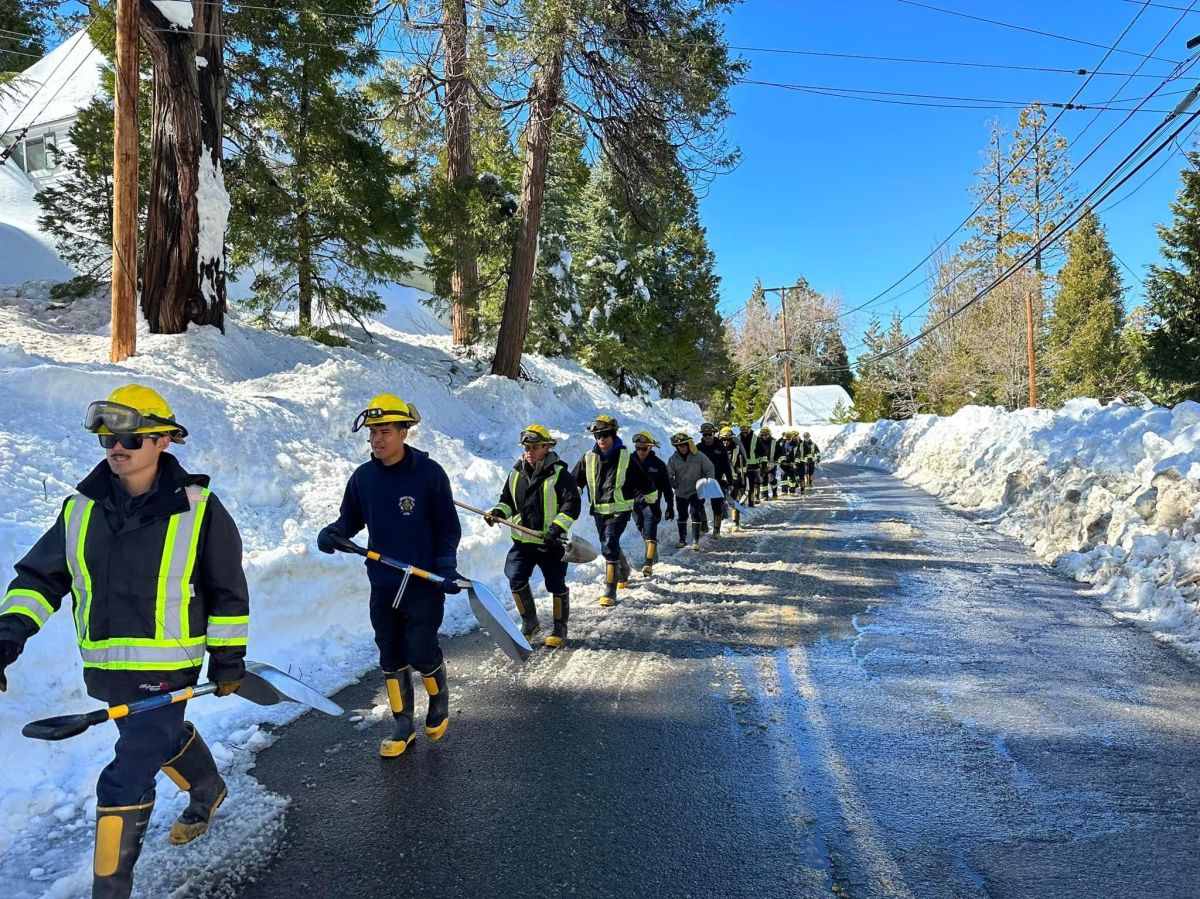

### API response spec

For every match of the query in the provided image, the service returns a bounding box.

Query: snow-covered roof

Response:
[0,31,106,136]
[763,384,853,426]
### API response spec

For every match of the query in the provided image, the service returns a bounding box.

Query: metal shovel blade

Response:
[696,478,725,500]
[241,661,344,716]
[725,492,750,515]
[562,536,599,564]
[466,580,533,663]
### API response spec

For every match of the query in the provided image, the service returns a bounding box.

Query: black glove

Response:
[436,569,464,594]
[317,523,343,555]
[484,509,506,527]
[542,524,566,546]
[0,640,19,692]
[664,505,674,521]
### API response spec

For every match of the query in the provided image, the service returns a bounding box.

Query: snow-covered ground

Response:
[826,401,1200,654]
[0,282,700,896]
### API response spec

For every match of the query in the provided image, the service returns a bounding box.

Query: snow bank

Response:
[0,165,74,283]
[0,285,700,888]
[826,401,1200,653]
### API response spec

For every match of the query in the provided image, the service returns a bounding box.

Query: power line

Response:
[896,0,1181,64]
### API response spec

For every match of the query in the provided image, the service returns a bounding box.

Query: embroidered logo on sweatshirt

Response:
[398,496,416,514]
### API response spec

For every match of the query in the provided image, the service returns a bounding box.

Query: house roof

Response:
[0,31,106,137]
[763,385,853,426]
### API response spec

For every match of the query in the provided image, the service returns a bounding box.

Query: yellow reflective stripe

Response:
[63,497,96,641]
[1,589,54,628]
[643,490,659,504]
[155,513,181,641]
[552,512,575,531]
[179,488,209,638]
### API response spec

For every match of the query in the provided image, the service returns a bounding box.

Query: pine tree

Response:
[1,1,44,82]
[1142,152,1200,403]
[1009,103,1071,275]
[225,0,417,341]
[1047,208,1125,403]
[813,327,853,394]
[965,120,1020,275]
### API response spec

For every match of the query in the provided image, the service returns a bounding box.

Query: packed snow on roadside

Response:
[826,400,1200,654]
[0,282,700,896]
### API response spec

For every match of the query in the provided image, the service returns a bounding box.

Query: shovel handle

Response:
[330,537,467,589]
[453,500,547,539]
[23,683,219,742]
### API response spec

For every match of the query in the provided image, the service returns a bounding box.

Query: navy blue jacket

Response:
[332,447,461,589]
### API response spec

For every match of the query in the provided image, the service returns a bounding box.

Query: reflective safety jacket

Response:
[722,439,747,476]
[697,438,733,484]
[0,454,249,704]
[631,450,673,511]
[572,439,654,517]
[747,433,778,465]
[799,439,821,464]
[490,452,581,544]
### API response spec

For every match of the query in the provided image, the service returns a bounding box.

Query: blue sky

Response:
[701,0,1200,354]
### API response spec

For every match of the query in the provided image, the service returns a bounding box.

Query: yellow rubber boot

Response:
[598,562,618,607]
[544,592,570,648]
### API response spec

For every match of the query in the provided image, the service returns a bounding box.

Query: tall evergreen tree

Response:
[225,0,417,339]
[1142,152,1200,403]
[1047,208,1125,403]
[965,120,1020,276]
[1009,103,1071,276]
[814,328,854,395]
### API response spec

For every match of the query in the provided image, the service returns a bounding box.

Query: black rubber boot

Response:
[617,551,632,588]
[161,722,226,846]
[380,667,415,757]
[642,540,657,576]
[512,585,540,639]
[599,561,618,606]
[731,507,741,532]
[675,521,687,548]
[93,790,154,899]
[713,514,722,539]
[422,664,450,741]
[689,522,702,551]
[545,592,570,648]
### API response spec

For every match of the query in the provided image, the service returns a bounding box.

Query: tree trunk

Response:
[492,40,564,380]
[139,0,226,333]
[443,0,478,346]
[296,68,312,328]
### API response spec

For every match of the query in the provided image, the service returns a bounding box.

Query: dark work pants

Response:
[632,501,662,543]
[674,495,705,538]
[504,541,569,595]
[369,583,446,674]
[592,512,631,562]
[96,700,189,806]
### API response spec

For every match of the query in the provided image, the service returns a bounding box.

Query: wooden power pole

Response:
[778,287,793,426]
[110,0,139,362]
[1024,286,1038,407]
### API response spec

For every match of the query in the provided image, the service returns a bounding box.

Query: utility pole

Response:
[110,0,138,362]
[778,287,793,426]
[1024,286,1037,407]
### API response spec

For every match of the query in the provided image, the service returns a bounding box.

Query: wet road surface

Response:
[231,464,1200,898]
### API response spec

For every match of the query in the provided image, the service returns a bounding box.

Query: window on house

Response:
[24,135,50,172]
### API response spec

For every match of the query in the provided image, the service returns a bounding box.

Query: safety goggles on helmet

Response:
[83,401,187,440]
[520,428,555,446]
[98,433,164,450]
[700,422,716,435]
[670,432,691,446]
[352,405,421,433]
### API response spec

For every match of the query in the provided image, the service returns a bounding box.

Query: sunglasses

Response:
[593,430,616,440]
[99,433,163,450]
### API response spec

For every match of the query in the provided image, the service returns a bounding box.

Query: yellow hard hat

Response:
[519,424,555,446]
[587,414,619,434]
[718,426,734,438]
[632,430,659,447]
[353,393,421,432]
[84,384,187,443]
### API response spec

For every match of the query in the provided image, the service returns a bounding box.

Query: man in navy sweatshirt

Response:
[318,394,462,758]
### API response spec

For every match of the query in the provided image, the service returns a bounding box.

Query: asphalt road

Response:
[230,464,1200,899]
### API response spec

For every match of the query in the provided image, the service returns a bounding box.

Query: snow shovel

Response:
[454,499,599,564]
[724,491,750,516]
[331,536,533,663]
[696,478,726,500]
[21,660,343,742]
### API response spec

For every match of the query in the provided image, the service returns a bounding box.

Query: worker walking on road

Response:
[317,394,462,758]
[668,432,715,551]
[719,426,748,531]
[696,422,732,539]
[485,425,581,648]
[799,431,822,492]
[630,431,673,577]
[572,416,654,607]
[0,385,250,899]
